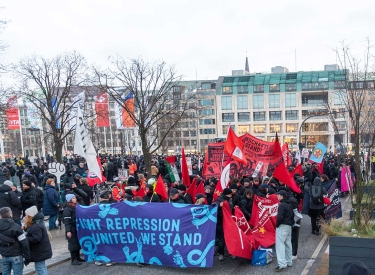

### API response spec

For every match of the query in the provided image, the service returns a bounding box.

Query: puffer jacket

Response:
[0,218,30,259]
[26,212,52,262]
[0,185,22,221]
[43,185,59,216]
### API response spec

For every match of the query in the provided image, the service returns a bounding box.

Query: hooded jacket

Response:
[309,177,327,210]
[276,198,294,227]
[0,218,30,259]
[21,186,38,212]
[0,185,22,221]
[26,212,52,262]
[43,185,59,216]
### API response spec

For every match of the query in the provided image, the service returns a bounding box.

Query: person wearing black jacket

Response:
[239,189,253,221]
[0,181,22,226]
[21,180,38,216]
[63,194,84,265]
[204,185,213,205]
[79,178,93,206]
[143,185,161,202]
[166,188,185,204]
[63,183,87,205]
[24,206,52,274]
[176,185,193,204]
[275,190,294,272]
[0,206,30,275]
[31,182,44,211]
[229,183,241,206]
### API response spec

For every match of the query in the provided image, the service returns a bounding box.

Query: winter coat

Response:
[25,212,52,262]
[35,188,44,211]
[276,199,294,227]
[63,204,80,251]
[165,196,185,204]
[0,167,8,185]
[80,185,93,206]
[239,196,253,221]
[216,194,234,225]
[0,185,22,221]
[181,193,193,204]
[43,185,59,216]
[21,187,38,212]
[143,193,161,202]
[309,178,327,210]
[0,218,30,259]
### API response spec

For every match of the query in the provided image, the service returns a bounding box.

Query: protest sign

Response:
[77,201,217,268]
[322,179,342,220]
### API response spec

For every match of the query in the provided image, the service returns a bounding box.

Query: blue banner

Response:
[76,201,217,268]
[322,179,342,220]
[309,142,327,163]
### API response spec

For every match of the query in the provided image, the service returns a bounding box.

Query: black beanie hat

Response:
[223,188,232,195]
[229,183,238,190]
[23,180,32,187]
[177,185,186,191]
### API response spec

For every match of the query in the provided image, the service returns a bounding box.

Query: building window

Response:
[190,131,196,137]
[222,113,235,122]
[238,112,250,122]
[253,124,266,133]
[199,119,215,125]
[253,112,266,121]
[238,125,250,134]
[356,82,364,89]
[334,81,346,89]
[302,109,328,119]
[285,93,296,107]
[222,87,233,94]
[366,81,375,89]
[183,131,189,137]
[286,83,297,91]
[302,82,329,91]
[222,96,232,110]
[199,128,216,135]
[269,124,282,133]
[269,111,282,120]
[238,86,249,94]
[184,140,190,146]
[199,109,215,116]
[201,83,212,89]
[269,94,280,108]
[334,91,345,105]
[286,123,298,132]
[269,84,280,92]
[285,110,298,120]
[253,95,264,109]
[237,95,248,109]
[301,94,328,107]
[222,125,235,135]
[198,99,214,106]
[335,121,346,131]
[304,122,328,131]
[254,85,264,93]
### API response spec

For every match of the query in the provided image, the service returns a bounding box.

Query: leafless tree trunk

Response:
[12,51,90,162]
[93,57,194,177]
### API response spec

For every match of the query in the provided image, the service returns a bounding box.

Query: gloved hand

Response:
[24,259,30,266]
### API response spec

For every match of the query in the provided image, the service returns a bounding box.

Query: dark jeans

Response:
[216,224,225,255]
[309,208,325,232]
[291,220,301,256]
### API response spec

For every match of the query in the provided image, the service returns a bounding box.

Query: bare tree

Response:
[332,39,375,226]
[94,57,194,176]
[12,51,90,162]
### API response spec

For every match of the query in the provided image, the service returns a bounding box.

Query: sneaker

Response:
[315,231,321,236]
[292,255,298,260]
[136,263,146,267]
[218,254,224,261]
[287,263,293,267]
[95,261,104,266]
[71,260,82,265]
[106,262,115,267]
[275,266,286,272]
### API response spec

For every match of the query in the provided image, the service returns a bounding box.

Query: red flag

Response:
[224,127,247,165]
[273,160,301,194]
[195,180,205,203]
[222,201,255,259]
[134,185,146,198]
[289,164,303,178]
[318,161,324,175]
[181,148,191,186]
[233,206,251,234]
[281,143,289,167]
[249,194,279,248]
[213,157,232,202]
[87,158,106,187]
[187,177,197,203]
[201,151,209,177]
[154,175,168,201]
[6,96,20,130]
[95,93,110,127]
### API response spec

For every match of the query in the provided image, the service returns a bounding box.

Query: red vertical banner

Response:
[123,92,135,127]
[6,96,20,130]
[95,93,110,127]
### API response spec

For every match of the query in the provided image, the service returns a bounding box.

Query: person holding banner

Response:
[309,177,327,235]
[63,194,84,265]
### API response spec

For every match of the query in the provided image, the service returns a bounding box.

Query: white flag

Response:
[69,91,85,129]
[296,150,301,165]
[74,105,102,181]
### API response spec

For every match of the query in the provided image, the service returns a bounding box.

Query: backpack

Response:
[311,185,323,204]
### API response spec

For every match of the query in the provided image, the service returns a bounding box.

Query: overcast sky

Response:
[1,0,375,84]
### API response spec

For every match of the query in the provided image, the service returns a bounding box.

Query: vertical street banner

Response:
[6,96,20,130]
[123,92,135,128]
[322,179,342,220]
[76,202,217,268]
[68,91,85,129]
[115,102,124,129]
[95,93,110,127]
[25,101,41,129]
[165,156,180,182]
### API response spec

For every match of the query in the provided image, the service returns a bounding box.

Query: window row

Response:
[221,123,299,135]
[221,110,300,122]
[222,94,297,110]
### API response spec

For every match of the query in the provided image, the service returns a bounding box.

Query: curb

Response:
[24,256,71,275]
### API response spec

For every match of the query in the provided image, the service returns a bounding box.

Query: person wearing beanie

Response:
[240,189,254,221]
[21,180,38,216]
[229,183,240,206]
[43,178,60,230]
[63,195,84,265]
[177,184,193,204]
[204,185,213,205]
[0,180,22,226]
[143,184,160,203]
[215,187,234,261]
[24,206,52,274]
[274,190,294,272]
[309,176,327,235]
[251,177,261,194]
[257,183,269,198]
[166,188,184,204]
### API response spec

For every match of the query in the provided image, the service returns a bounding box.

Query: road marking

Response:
[300,234,328,275]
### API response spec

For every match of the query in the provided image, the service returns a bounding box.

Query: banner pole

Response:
[18,108,25,157]
[104,126,107,153]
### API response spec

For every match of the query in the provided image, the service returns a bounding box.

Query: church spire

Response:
[245,52,249,73]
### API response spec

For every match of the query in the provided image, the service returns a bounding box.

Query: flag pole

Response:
[104,126,107,153]
[18,107,25,157]
[0,128,5,162]
[109,122,114,155]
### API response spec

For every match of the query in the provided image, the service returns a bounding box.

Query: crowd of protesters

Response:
[0,151,362,274]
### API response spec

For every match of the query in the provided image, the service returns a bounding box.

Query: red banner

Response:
[281,143,289,167]
[95,93,110,127]
[6,96,20,130]
[203,134,283,179]
[123,98,135,127]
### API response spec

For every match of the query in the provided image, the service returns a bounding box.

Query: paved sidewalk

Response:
[24,225,71,275]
